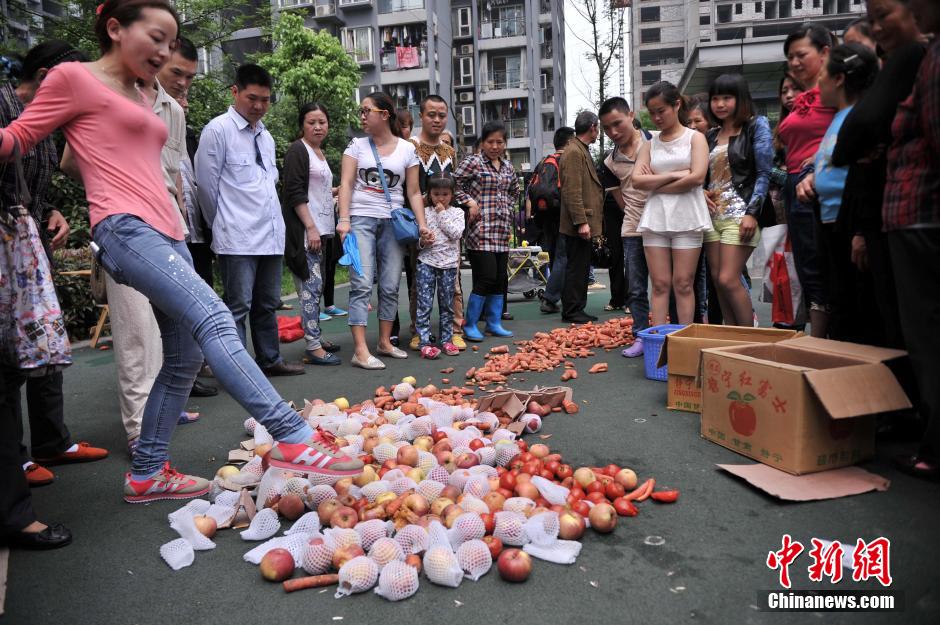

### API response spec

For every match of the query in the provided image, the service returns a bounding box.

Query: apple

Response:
[334,397,350,410]
[612,497,638,517]
[729,400,757,436]
[480,512,496,534]
[469,438,486,451]
[402,376,417,385]
[277,494,305,521]
[337,494,357,508]
[193,515,217,538]
[586,491,608,505]
[539,468,555,481]
[586,480,606,494]
[374,491,396,507]
[332,544,365,570]
[260,548,295,582]
[417,514,441,529]
[455,452,480,469]
[413,435,434,452]
[613,468,638,490]
[574,468,596,489]
[544,460,561,474]
[522,460,542,476]
[569,500,591,517]
[499,472,517,491]
[515,482,540,501]
[497,548,532,582]
[516,440,528,453]
[432,439,453,454]
[406,467,425,483]
[518,452,534,463]
[317,499,341,526]
[435,450,454,466]
[529,444,550,459]
[515,472,532,484]
[588,503,618,533]
[442,504,465,529]
[430,497,455,517]
[403,493,430,517]
[556,464,574,481]
[557,511,586,540]
[432,430,449,443]
[488,476,501,492]
[353,465,378,487]
[360,503,387,521]
[483,491,506,513]
[605,482,626,500]
[405,553,422,573]
[603,463,620,476]
[596,474,614,487]
[497,487,514,500]
[215,465,240,480]
[482,535,504,559]
[526,401,549,417]
[334,478,354,497]
[329,506,358,529]
[397,445,420,467]
[440,485,461,502]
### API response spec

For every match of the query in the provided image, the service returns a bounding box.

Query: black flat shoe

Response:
[321,341,341,354]
[562,314,596,324]
[190,379,218,397]
[892,454,940,482]
[303,350,341,366]
[11,523,72,550]
[540,299,559,314]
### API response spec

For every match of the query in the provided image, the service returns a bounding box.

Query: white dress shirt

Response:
[195,106,283,255]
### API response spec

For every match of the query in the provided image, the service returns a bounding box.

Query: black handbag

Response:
[591,235,613,269]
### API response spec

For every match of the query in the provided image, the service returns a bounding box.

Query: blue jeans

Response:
[543,234,567,304]
[415,261,457,346]
[93,215,309,477]
[348,216,405,326]
[300,249,324,351]
[622,236,650,335]
[217,254,283,369]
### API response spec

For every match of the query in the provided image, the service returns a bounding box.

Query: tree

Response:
[569,0,627,157]
[259,11,361,171]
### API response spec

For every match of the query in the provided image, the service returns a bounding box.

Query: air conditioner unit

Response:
[315,5,332,16]
[460,44,473,55]
[458,92,474,103]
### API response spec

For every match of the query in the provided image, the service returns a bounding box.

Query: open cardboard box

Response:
[477,386,573,435]
[657,324,801,413]
[700,336,911,475]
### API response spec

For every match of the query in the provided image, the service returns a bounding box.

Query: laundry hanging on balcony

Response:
[396,46,421,69]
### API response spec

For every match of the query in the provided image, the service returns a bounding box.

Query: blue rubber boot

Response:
[484,295,513,337]
[463,293,485,342]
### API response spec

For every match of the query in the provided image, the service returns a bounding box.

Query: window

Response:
[717,4,732,22]
[198,47,210,75]
[454,7,471,38]
[461,105,476,136]
[490,54,522,89]
[838,0,850,11]
[641,69,661,86]
[378,0,424,14]
[813,0,820,7]
[765,1,778,18]
[640,6,660,22]
[641,28,661,43]
[539,72,549,90]
[700,14,710,24]
[455,56,474,87]
[341,27,373,64]
[638,47,684,66]
[794,0,802,8]
[542,113,555,132]
[717,27,747,40]
[735,3,742,14]
[780,0,791,17]
[755,1,762,11]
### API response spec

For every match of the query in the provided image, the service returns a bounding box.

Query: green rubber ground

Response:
[6,273,939,625]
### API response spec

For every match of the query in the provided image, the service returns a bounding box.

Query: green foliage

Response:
[259,12,361,172]
[636,110,654,131]
[187,72,233,131]
[52,247,98,340]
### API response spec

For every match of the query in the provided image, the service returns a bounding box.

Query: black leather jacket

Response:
[705,116,776,227]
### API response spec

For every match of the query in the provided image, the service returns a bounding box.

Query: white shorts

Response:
[641,231,704,250]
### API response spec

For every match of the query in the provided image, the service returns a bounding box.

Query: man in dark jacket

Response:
[558,111,603,323]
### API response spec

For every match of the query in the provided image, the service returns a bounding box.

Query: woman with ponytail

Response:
[336,91,430,369]
[0,0,364,507]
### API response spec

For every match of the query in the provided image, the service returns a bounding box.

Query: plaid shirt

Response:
[453,153,519,252]
[0,83,57,223]
[883,39,940,230]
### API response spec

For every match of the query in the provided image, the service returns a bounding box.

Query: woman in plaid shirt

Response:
[453,121,519,341]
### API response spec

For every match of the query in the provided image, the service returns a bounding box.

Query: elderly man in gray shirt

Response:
[195,64,303,376]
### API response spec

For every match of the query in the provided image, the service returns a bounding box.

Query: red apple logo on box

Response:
[727,391,757,437]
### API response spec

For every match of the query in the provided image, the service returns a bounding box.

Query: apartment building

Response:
[0,0,65,50]
[631,0,865,118]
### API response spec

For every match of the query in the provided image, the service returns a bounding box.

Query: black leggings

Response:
[321,235,341,308]
[468,250,508,296]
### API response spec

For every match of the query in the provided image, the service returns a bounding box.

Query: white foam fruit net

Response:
[417,479,444,502]
[427,465,450,485]
[470,465,498,478]
[448,469,474,492]
[301,537,334,575]
[240,508,280,541]
[476,446,497,466]
[382,468,406,483]
[355,519,389,551]
[160,538,195,570]
[285,511,321,536]
[422,545,463,588]
[523,539,583,565]
[447,513,485,549]
[374,560,420,602]
[307,484,338,509]
[456,539,493,581]
[368,537,405,568]
[491,429,516,443]
[324,527,361,550]
[205,502,235,527]
[523,511,560,546]
[463,475,490,499]
[361,480,391,503]
[495,443,520,466]
[253,423,274,447]
[212,489,239,508]
[168,508,216,551]
[494,511,529,546]
[529,475,570,506]
[243,417,258,435]
[373,443,398,464]
[519,414,542,433]
[390,477,418,495]
[394,524,429,555]
[417,451,437,474]
[504,497,537,515]
[458,495,489,515]
[335,556,380,598]
[281,476,310,497]
[244,533,309,566]
[426,520,451,548]
[337,418,362,437]
[239,456,264,481]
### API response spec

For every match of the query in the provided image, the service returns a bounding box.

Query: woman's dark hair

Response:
[778,70,806,121]
[844,17,875,45]
[826,42,880,100]
[95,0,180,54]
[688,99,712,126]
[363,91,402,138]
[297,102,330,138]
[427,173,456,194]
[784,22,837,56]
[643,81,688,126]
[479,121,507,144]
[397,108,414,129]
[18,40,86,82]
[708,73,755,127]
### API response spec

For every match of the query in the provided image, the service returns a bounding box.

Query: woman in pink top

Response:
[776,23,838,337]
[0,0,362,504]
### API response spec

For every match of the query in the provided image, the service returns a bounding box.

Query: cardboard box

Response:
[657,325,801,413]
[700,337,911,475]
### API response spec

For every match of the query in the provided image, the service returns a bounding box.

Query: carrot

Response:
[562,399,579,414]
[283,574,339,593]
[635,478,656,502]
[588,363,608,374]
[490,345,509,354]
[440,367,454,374]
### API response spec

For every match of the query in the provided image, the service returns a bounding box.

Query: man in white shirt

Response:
[196,64,303,376]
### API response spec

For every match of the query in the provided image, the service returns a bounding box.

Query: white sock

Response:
[23,461,34,470]
[66,443,79,453]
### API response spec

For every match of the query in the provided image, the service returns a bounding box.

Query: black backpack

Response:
[527,152,562,216]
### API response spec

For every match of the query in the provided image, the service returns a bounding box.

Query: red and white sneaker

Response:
[123,462,211,503]
[267,429,364,477]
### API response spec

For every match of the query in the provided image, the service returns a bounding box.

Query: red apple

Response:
[588,503,618,533]
[497,548,532,582]
[556,464,574,481]
[529,444,550,459]
[574,468,596,489]
[544,460,561,474]
[603,463,621,477]
[570,500,591,517]
[613,468,638,490]
[469,438,486,451]
[430,497,455,517]
[396,444,419,467]
[193,515,217,538]
[432,439,453,455]
[516,440,528,453]
[480,512,496,534]
[605,482,626,500]
[539,468,555,481]
[586,491,608,505]
[405,553,422,573]
[612,497,639,517]
[515,472,532,484]
[483,491,506,513]
[440,485,461,502]
[497,487,514,500]
[276,494,304,521]
[403,493,430,517]
[260,548,295,582]
[455,452,480,469]
[499,472,517,491]
[317,499,341,526]
[558,511,586,540]
[442,504,465,529]
[329,506,358,529]
[729,400,757,436]
[432,430,448,443]
[586,480,605,494]
[515,482,540,500]
[334,477,354,496]
[331,544,365,569]
[482,535,504,559]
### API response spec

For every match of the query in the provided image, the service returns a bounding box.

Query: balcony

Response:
[338,0,372,10]
[381,46,431,83]
[478,18,527,50]
[379,0,424,12]
[541,87,554,110]
[481,70,527,101]
[378,0,427,25]
[539,0,551,23]
[540,42,553,67]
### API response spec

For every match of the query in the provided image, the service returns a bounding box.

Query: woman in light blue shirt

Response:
[797,43,880,341]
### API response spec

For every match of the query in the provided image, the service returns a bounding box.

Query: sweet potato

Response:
[588,363,609,374]
[562,400,579,414]
[283,574,339,593]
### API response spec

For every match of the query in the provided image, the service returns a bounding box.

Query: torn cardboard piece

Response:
[476,386,573,424]
[718,463,890,501]
[218,489,257,529]
[228,449,253,464]
[302,400,343,419]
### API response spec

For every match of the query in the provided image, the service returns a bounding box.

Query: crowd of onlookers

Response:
[1,0,937,552]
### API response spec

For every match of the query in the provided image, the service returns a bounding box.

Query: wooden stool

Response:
[90,304,110,348]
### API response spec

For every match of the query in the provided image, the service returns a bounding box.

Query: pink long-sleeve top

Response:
[0,62,181,239]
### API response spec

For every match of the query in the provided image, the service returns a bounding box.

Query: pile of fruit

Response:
[174,379,678,600]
